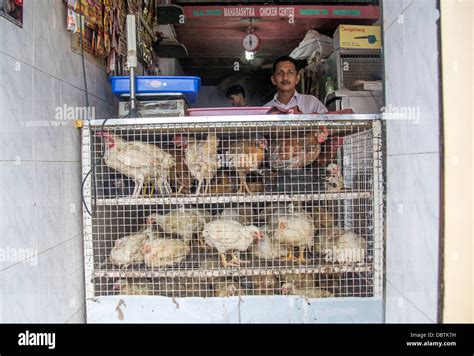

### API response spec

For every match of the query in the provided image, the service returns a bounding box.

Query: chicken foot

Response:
[195,178,203,195]
[142,177,155,198]
[155,176,172,195]
[236,171,253,194]
[282,248,296,262]
[219,252,249,267]
[132,175,145,198]
[230,251,250,265]
[297,247,307,264]
[194,178,212,195]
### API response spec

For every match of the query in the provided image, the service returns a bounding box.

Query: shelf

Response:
[95,191,373,206]
[93,265,374,279]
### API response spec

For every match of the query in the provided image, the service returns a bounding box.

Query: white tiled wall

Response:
[383,0,441,323]
[0,0,116,323]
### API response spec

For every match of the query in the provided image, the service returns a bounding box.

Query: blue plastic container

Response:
[110,76,201,104]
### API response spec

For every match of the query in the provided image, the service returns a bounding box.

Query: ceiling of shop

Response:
[171,3,380,85]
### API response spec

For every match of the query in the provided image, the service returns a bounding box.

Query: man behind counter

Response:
[265,55,328,114]
[226,85,247,107]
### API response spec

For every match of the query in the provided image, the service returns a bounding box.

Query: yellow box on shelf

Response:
[333,25,381,49]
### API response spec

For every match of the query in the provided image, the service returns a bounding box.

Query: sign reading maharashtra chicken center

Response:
[185,5,379,19]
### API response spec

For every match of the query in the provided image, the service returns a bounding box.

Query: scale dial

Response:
[242,33,260,52]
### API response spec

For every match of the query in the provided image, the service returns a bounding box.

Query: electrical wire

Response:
[79,11,109,217]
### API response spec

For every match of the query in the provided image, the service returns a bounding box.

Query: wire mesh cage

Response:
[82,116,383,300]
[321,49,382,96]
[339,53,382,90]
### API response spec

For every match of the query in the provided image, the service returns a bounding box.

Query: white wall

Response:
[440,0,473,323]
[382,0,441,323]
[0,0,116,323]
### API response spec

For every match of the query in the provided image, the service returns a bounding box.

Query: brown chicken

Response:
[166,148,193,195]
[222,136,267,194]
[316,136,344,167]
[268,128,329,170]
[173,133,221,195]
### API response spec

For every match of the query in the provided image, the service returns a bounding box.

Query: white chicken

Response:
[173,133,221,195]
[141,238,191,268]
[96,131,176,197]
[266,208,315,264]
[147,208,213,244]
[202,219,264,267]
[324,163,344,192]
[251,226,288,261]
[314,228,367,264]
[281,282,334,298]
[215,280,243,297]
[109,222,157,268]
[113,279,153,295]
[219,204,254,225]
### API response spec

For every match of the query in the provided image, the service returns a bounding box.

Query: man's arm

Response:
[310,96,328,114]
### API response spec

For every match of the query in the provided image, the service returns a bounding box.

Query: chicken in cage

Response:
[83,119,383,302]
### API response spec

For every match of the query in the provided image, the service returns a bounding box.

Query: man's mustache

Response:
[280,81,291,84]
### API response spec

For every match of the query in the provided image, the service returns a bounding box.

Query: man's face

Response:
[271,61,300,94]
[228,94,245,107]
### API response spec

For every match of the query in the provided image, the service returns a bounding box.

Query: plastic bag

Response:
[290,30,333,62]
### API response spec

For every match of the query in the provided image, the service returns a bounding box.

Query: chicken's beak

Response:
[252,231,263,240]
[173,135,182,148]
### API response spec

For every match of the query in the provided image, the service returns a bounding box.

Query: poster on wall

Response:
[0,0,23,27]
